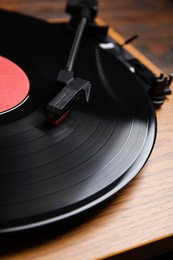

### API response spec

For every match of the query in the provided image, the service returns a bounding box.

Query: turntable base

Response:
[0,1,173,260]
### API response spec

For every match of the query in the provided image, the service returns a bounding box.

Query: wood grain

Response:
[0,1,173,259]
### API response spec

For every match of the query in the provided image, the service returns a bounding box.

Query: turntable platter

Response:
[0,9,156,233]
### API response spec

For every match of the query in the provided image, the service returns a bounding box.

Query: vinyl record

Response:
[0,10,156,233]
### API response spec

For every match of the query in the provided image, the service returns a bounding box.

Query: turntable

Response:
[0,0,173,257]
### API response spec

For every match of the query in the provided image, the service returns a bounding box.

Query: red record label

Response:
[0,56,30,114]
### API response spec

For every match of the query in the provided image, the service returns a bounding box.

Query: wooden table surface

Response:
[0,1,173,259]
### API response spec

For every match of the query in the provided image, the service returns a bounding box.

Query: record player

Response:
[0,0,172,240]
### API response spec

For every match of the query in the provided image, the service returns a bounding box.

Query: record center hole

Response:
[0,56,30,114]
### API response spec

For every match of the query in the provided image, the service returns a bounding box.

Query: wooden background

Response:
[0,0,173,259]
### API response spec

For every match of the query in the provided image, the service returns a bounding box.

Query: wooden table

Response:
[0,1,173,259]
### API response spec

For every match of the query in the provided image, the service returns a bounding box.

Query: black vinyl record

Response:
[0,10,156,233]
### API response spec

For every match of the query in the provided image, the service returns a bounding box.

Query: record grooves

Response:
[0,8,158,234]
